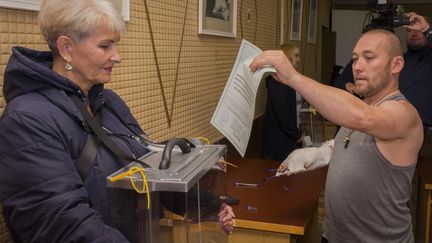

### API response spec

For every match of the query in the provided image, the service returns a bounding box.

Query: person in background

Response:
[405,12,432,45]
[399,13,432,133]
[0,0,234,242]
[263,43,304,162]
[333,13,432,133]
[331,59,357,95]
[250,29,423,242]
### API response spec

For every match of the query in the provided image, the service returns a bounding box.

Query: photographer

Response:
[405,12,432,45]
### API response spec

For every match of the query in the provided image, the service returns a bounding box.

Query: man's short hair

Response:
[362,29,403,57]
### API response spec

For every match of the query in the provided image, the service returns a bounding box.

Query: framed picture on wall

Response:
[199,0,237,37]
[307,0,318,44]
[0,0,130,21]
[280,0,287,45]
[289,0,303,41]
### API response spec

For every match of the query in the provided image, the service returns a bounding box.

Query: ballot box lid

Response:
[107,144,226,192]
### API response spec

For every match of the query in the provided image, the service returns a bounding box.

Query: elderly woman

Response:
[0,0,234,242]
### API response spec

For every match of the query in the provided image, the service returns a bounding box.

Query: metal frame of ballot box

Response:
[299,107,325,145]
[107,141,227,243]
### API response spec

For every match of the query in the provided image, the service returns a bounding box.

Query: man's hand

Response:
[218,203,235,234]
[404,12,430,33]
[249,50,302,87]
[277,139,334,176]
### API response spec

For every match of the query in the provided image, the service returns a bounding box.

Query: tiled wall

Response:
[0,0,329,143]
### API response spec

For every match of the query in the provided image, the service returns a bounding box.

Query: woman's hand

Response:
[218,203,235,234]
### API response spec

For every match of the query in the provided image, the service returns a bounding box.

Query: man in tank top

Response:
[249,29,423,242]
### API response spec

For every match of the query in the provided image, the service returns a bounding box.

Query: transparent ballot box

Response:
[107,140,228,243]
[299,107,325,144]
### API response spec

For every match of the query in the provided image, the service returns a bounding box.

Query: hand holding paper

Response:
[249,50,302,87]
[211,40,275,157]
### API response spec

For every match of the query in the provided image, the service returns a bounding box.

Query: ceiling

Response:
[334,0,432,5]
[333,0,432,15]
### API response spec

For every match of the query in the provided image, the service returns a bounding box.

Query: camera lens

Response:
[393,15,410,27]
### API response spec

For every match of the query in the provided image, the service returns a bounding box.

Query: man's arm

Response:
[249,51,415,142]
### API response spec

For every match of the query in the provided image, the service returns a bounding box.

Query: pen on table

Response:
[283,185,292,194]
[234,182,260,188]
[263,175,279,181]
[265,168,278,173]
[245,205,258,211]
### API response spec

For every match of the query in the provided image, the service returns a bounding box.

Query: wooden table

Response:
[226,158,327,243]
[164,158,327,243]
[417,156,432,243]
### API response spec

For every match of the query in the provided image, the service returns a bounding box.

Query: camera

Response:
[364,0,410,32]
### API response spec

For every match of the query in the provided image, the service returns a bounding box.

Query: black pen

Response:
[265,168,278,173]
[283,185,292,194]
[263,175,279,181]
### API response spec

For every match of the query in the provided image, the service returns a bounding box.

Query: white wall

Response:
[332,9,368,66]
[332,9,407,67]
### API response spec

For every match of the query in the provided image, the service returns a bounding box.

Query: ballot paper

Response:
[211,39,276,157]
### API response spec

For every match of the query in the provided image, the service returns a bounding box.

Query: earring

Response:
[65,62,73,71]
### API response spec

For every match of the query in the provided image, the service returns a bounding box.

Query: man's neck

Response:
[364,87,400,106]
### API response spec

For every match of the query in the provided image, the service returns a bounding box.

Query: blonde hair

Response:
[280,43,300,63]
[38,0,125,56]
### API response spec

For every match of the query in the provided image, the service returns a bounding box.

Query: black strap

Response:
[69,95,151,170]
[75,121,100,181]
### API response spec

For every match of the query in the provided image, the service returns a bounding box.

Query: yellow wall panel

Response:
[0,0,330,144]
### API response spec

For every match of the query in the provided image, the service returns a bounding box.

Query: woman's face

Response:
[68,26,121,89]
[290,47,300,67]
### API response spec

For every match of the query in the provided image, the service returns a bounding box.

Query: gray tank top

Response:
[323,93,416,243]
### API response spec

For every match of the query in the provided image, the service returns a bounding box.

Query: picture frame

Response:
[199,0,237,37]
[289,0,303,41]
[280,0,287,45]
[0,0,130,21]
[307,0,318,44]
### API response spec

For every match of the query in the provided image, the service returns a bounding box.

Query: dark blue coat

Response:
[0,47,150,242]
[399,45,432,129]
[263,76,301,161]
